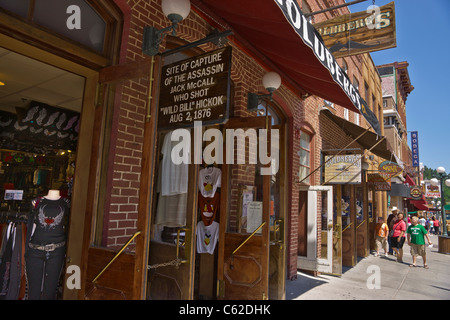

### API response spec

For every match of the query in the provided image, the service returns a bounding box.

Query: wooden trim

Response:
[133,55,163,299]
[0,10,109,69]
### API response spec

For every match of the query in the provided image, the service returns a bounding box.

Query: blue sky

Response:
[348,0,450,174]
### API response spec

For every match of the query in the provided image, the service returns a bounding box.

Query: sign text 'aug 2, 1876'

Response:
[158,47,232,129]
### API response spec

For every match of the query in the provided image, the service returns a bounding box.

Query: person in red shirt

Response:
[391,212,407,263]
[433,216,440,235]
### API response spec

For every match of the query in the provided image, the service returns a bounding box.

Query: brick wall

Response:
[103,1,306,258]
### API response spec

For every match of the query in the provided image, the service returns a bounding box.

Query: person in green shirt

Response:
[407,216,432,269]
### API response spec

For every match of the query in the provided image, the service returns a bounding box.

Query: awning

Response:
[192,0,381,135]
[320,110,395,161]
[388,183,410,198]
[410,196,429,211]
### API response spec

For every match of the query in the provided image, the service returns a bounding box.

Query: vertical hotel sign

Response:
[411,131,419,167]
[158,47,232,129]
[273,0,381,136]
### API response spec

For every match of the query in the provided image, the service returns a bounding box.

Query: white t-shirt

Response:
[198,167,221,198]
[161,131,189,196]
[196,221,219,254]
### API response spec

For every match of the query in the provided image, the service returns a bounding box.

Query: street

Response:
[287,234,450,300]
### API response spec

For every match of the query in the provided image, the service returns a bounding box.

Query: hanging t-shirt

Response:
[160,131,189,196]
[196,221,219,254]
[155,131,190,227]
[198,192,220,226]
[198,166,221,198]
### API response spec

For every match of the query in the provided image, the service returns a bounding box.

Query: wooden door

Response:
[297,186,333,274]
[146,130,198,300]
[70,58,159,300]
[217,117,272,300]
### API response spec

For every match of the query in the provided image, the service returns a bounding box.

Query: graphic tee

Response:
[198,192,220,226]
[198,167,221,198]
[31,197,70,245]
[407,224,428,245]
[196,221,219,254]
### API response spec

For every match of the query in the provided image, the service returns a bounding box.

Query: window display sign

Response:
[324,155,362,184]
[246,201,263,234]
[5,190,24,201]
[158,47,232,129]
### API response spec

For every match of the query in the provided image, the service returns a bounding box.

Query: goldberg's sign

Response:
[379,161,403,179]
[410,131,420,167]
[324,155,361,184]
[274,0,381,136]
[313,2,396,59]
[158,47,232,129]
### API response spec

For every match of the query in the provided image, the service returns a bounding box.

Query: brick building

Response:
[0,0,395,300]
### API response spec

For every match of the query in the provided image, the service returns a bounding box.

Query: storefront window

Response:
[356,186,364,224]
[0,0,107,53]
[0,0,30,18]
[299,131,311,184]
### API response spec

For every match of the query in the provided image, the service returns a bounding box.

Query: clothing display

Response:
[160,131,189,196]
[0,222,26,300]
[155,131,190,228]
[196,221,219,255]
[25,196,70,300]
[195,166,221,254]
[198,166,221,198]
[198,192,220,226]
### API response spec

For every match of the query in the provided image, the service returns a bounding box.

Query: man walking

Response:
[407,216,433,269]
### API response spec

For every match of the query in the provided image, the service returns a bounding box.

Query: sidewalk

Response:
[286,234,450,300]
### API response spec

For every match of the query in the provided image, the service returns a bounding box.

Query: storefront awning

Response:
[320,110,395,161]
[410,197,429,211]
[192,0,381,135]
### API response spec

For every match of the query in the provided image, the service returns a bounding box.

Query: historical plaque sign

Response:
[158,47,232,129]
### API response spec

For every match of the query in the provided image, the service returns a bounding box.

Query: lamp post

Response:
[430,166,450,237]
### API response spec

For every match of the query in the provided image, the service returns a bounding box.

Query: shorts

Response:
[410,243,426,257]
[375,235,388,251]
[390,236,405,249]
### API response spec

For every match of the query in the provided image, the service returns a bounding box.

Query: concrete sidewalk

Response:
[286,234,450,300]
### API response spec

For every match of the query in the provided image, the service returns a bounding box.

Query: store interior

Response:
[0,46,84,224]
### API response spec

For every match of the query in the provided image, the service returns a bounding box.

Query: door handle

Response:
[272,219,284,249]
[176,227,190,268]
[334,223,341,239]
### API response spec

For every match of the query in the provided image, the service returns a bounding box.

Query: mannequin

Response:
[25,190,70,300]
[44,189,61,200]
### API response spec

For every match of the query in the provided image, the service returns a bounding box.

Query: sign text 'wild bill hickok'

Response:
[158,47,232,129]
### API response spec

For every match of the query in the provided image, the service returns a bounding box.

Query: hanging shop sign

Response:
[410,131,420,167]
[324,155,361,184]
[378,161,402,179]
[425,181,440,198]
[367,173,391,191]
[313,2,396,59]
[158,47,232,129]
[274,0,382,136]
[410,186,423,200]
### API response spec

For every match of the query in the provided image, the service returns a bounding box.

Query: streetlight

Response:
[430,166,450,237]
